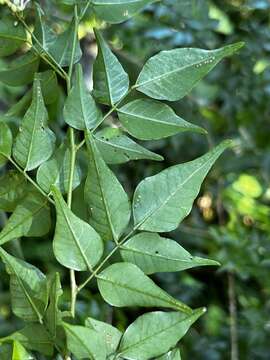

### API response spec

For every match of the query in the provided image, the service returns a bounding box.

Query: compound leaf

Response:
[133,141,230,232]
[0,193,51,245]
[52,185,103,271]
[64,64,102,130]
[121,232,219,274]
[118,309,204,359]
[95,127,163,164]
[97,263,192,313]
[118,99,206,140]
[85,132,131,242]
[135,42,244,101]
[93,29,129,105]
[13,77,56,171]
[0,248,48,323]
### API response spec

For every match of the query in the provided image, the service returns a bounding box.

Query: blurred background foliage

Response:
[0,0,270,359]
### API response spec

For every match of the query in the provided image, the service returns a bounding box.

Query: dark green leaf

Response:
[63,323,106,360]
[0,171,27,212]
[0,248,48,323]
[95,127,163,164]
[0,52,39,87]
[93,29,129,105]
[49,18,82,67]
[0,123,12,166]
[52,185,104,271]
[0,193,51,245]
[118,310,203,359]
[37,142,82,194]
[85,132,131,242]
[97,262,192,313]
[118,99,206,140]
[92,0,157,24]
[135,42,244,101]
[13,77,56,171]
[33,3,56,52]
[121,232,219,274]
[0,16,27,57]
[133,141,230,232]
[64,64,102,130]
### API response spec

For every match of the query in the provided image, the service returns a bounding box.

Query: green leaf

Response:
[12,341,34,360]
[85,132,131,242]
[63,323,106,360]
[3,324,54,356]
[33,3,56,52]
[97,262,192,313]
[118,310,203,359]
[0,248,48,323]
[0,16,27,57]
[52,185,103,271]
[49,18,82,67]
[133,141,231,232]
[44,273,63,339]
[91,0,157,24]
[37,142,82,194]
[36,70,59,105]
[135,42,244,101]
[0,193,51,245]
[0,123,12,166]
[157,349,181,360]
[64,64,102,130]
[121,232,220,274]
[93,29,129,105]
[0,52,39,87]
[85,317,122,355]
[13,77,56,171]
[0,171,27,212]
[95,127,163,164]
[118,99,206,140]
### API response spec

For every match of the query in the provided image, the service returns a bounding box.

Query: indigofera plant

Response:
[0,1,243,359]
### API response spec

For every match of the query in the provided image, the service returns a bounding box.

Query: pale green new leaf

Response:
[121,232,219,274]
[93,29,129,105]
[37,142,82,194]
[52,185,103,271]
[85,132,131,242]
[0,171,27,212]
[0,123,12,166]
[0,52,39,87]
[12,341,34,360]
[0,248,48,323]
[118,309,204,359]
[85,317,122,355]
[157,349,181,360]
[133,141,231,232]
[49,18,82,67]
[64,323,106,360]
[136,42,244,101]
[95,127,163,164]
[64,64,102,130]
[13,77,56,171]
[0,16,27,57]
[3,324,54,356]
[44,273,63,339]
[0,193,51,245]
[92,0,157,24]
[118,99,206,140]
[97,263,192,313]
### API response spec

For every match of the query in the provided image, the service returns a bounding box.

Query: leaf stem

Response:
[66,4,79,318]
[8,157,55,205]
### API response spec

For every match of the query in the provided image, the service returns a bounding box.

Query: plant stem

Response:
[66,4,79,318]
[228,272,239,360]
[8,157,55,205]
